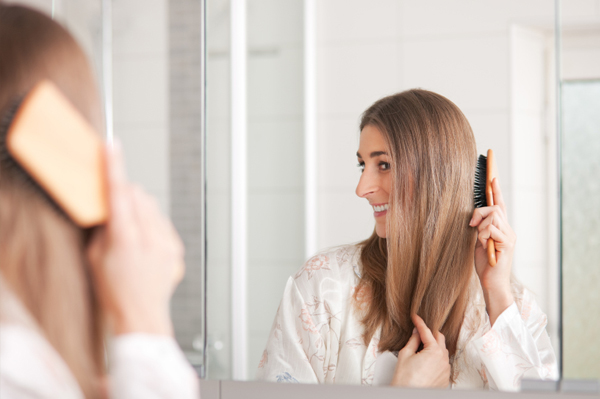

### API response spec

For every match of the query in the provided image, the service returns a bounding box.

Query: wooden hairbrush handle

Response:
[486,149,497,267]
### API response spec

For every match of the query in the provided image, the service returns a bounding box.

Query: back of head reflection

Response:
[0,5,198,398]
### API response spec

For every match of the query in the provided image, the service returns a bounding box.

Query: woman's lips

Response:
[371,203,389,217]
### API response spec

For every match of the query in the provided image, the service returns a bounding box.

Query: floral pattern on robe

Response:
[256,245,558,391]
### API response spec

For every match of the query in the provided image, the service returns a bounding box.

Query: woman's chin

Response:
[375,225,387,238]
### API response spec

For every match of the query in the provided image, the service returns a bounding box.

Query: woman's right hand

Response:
[390,314,451,389]
[87,142,185,336]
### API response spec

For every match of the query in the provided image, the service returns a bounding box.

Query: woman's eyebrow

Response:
[356,151,388,158]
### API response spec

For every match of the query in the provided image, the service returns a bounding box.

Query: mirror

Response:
[560,0,600,381]
[15,0,600,392]
[205,0,562,388]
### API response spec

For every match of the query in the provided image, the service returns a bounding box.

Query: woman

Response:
[257,89,557,390]
[0,5,198,398]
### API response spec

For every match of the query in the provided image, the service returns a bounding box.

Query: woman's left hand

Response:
[469,177,516,326]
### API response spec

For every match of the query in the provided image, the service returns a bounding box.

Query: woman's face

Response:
[355,125,392,238]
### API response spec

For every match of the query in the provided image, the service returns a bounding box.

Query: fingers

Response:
[477,223,509,249]
[411,314,437,348]
[434,331,447,350]
[491,178,507,215]
[401,328,422,354]
[469,205,504,228]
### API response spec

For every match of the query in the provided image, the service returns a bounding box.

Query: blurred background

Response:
[6,0,600,386]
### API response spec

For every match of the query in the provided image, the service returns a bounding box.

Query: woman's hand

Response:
[87,142,185,336]
[470,177,516,326]
[391,314,451,389]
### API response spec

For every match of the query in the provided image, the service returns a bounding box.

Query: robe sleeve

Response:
[256,253,343,384]
[110,334,200,399]
[471,289,558,391]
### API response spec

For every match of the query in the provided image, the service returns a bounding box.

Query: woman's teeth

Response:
[373,204,389,212]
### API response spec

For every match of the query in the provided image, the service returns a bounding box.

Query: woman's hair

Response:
[355,89,478,373]
[0,5,104,398]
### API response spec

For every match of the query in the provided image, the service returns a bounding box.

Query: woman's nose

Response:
[355,171,378,198]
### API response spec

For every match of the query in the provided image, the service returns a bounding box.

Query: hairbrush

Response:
[0,80,108,228]
[474,149,497,266]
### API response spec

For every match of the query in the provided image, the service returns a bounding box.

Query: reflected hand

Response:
[470,177,515,325]
[391,314,451,389]
[87,142,185,336]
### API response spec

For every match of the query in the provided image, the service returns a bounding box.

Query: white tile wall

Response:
[509,25,554,318]
[318,190,374,249]
[111,0,169,215]
[118,125,170,210]
[206,193,232,262]
[206,119,232,193]
[207,57,231,120]
[512,113,546,191]
[247,47,304,119]
[401,0,555,38]
[247,192,305,262]
[247,119,304,190]
[317,42,401,117]
[247,0,303,47]
[112,0,168,56]
[562,29,600,81]
[317,0,400,43]
[402,35,509,111]
[317,118,362,190]
[112,56,169,128]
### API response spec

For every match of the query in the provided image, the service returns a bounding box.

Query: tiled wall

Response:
[112,0,169,214]
[169,0,206,366]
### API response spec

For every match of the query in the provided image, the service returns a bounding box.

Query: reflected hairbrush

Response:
[474,149,497,266]
[0,80,108,228]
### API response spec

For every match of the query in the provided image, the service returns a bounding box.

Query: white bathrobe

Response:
[0,276,199,399]
[256,244,558,391]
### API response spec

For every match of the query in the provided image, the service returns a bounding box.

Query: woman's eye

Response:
[357,162,365,172]
[379,162,391,171]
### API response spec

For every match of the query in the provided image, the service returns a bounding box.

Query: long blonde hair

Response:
[0,5,105,398]
[356,89,478,367]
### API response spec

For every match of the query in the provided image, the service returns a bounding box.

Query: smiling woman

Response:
[256,89,558,391]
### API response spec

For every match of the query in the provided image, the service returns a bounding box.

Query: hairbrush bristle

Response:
[0,99,70,221]
[0,99,24,167]
[474,154,487,209]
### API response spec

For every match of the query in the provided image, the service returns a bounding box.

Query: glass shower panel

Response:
[205,0,305,379]
[561,80,600,380]
[206,0,233,380]
[246,0,305,377]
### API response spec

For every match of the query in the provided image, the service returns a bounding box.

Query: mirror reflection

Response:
[206,0,563,391]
